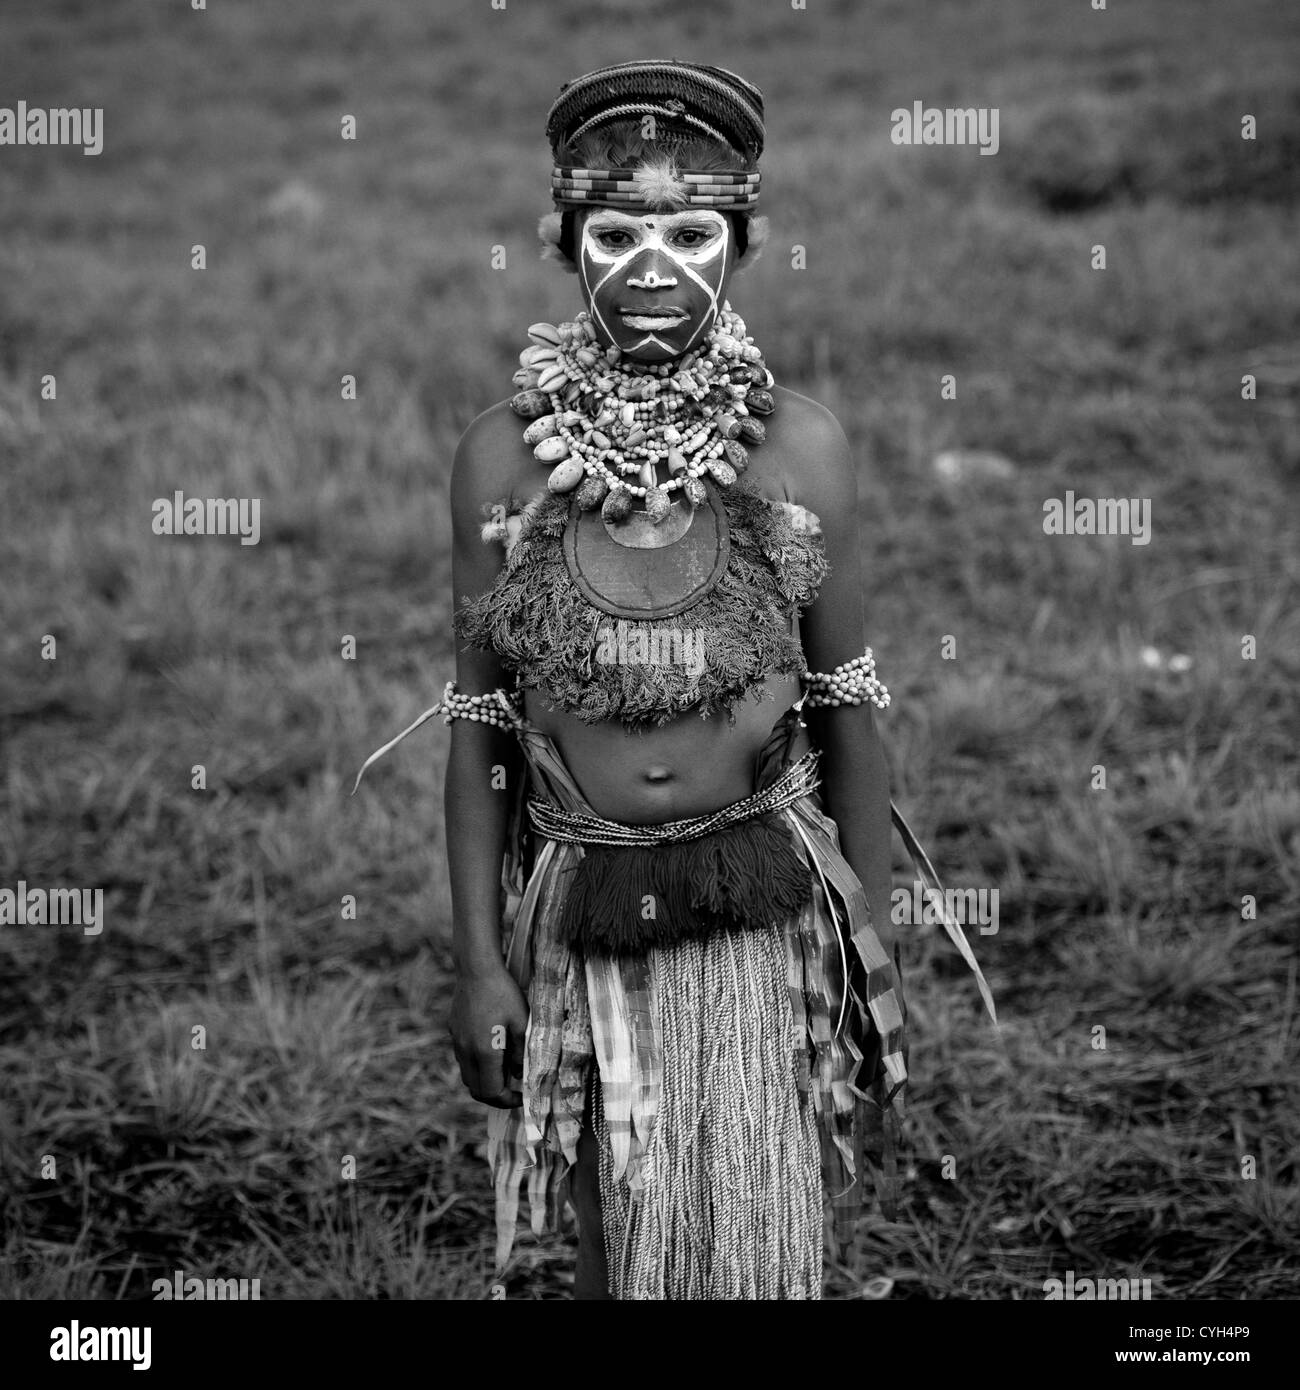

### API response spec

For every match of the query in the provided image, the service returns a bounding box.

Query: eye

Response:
[593,227,635,249]
[671,226,718,248]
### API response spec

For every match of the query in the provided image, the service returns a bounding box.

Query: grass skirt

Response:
[593,927,824,1299]
[486,719,908,1299]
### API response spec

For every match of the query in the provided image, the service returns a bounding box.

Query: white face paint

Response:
[578,208,733,361]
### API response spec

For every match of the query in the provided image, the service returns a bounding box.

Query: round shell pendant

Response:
[563,479,730,619]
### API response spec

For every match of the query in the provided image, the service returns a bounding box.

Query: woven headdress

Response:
[545,59,765,213]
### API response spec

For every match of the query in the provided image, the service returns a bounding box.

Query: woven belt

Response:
[527,750,819,848]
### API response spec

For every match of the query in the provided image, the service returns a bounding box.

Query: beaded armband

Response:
[351,681,522,794]
[800,648,890,710]
[433,680,523,730]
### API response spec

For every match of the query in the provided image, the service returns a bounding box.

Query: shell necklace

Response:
[508,304,775,525]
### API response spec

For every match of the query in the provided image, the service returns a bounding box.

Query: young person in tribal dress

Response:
[358,60,993,1300]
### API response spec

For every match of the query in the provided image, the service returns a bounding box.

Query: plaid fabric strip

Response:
[490,727,600,1272]
[489,842,582,1269]
[585,951,636,1180]
[521,851,579,1150]
[555,165,759,186]
[549,163,761,211]
[787,798,908,1094]
[554,949,593,1165]
[785,817,864,1209]
[551,185,761,210]
[783,797,908,1228]
[783,898,813,1097]
[622,950,660,1190]
[778,828,867,1223]
[487,1109,525,1273]
[554,177,758,197]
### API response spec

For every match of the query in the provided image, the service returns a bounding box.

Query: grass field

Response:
[1,0,1297,1300]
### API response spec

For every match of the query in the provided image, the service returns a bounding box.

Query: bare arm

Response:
[794,404,896,961]
[445,408,530,1107]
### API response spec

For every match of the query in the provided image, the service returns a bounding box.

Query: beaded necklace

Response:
[509,305,775,525]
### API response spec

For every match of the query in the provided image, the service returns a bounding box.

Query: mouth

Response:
[618,307,688,331]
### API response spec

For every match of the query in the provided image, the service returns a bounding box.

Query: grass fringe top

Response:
[453,483,827,726]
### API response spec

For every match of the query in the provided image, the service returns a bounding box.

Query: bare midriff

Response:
[523,668,809,824]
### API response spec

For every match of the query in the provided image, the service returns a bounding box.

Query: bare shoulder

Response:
[450,400,546,522]
[764,387,857,514]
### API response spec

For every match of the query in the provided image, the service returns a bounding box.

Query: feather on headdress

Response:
[629,154,690,210]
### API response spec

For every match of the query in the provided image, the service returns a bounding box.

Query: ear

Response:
[538,211,579,273]
[731,215,769,275]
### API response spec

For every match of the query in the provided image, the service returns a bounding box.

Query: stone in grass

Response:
[932,450,1017,484]
[262,180,325,226]
[1140,646,1193,674]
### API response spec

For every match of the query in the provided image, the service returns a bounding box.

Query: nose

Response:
[626,248,677,290]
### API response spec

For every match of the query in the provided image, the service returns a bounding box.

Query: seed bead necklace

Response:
[508,304,776,524]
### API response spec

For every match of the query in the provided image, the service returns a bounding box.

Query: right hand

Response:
[449,966,529,1108]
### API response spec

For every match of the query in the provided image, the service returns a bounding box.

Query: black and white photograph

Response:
[0,0,1296,1350]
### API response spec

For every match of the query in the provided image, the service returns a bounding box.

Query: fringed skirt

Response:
[487,716,907,1300]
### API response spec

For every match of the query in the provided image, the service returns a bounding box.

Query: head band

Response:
[551,165,760,210]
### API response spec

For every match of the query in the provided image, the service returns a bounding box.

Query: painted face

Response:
[578,208,733,361]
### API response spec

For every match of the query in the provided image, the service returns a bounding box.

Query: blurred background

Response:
[0,0,1297,1300]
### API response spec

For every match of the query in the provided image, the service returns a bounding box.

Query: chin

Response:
[609,324,706,362]
[621,339,680,361]
[587,309,709,362]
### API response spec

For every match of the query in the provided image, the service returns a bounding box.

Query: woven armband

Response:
[800,647,890,710]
